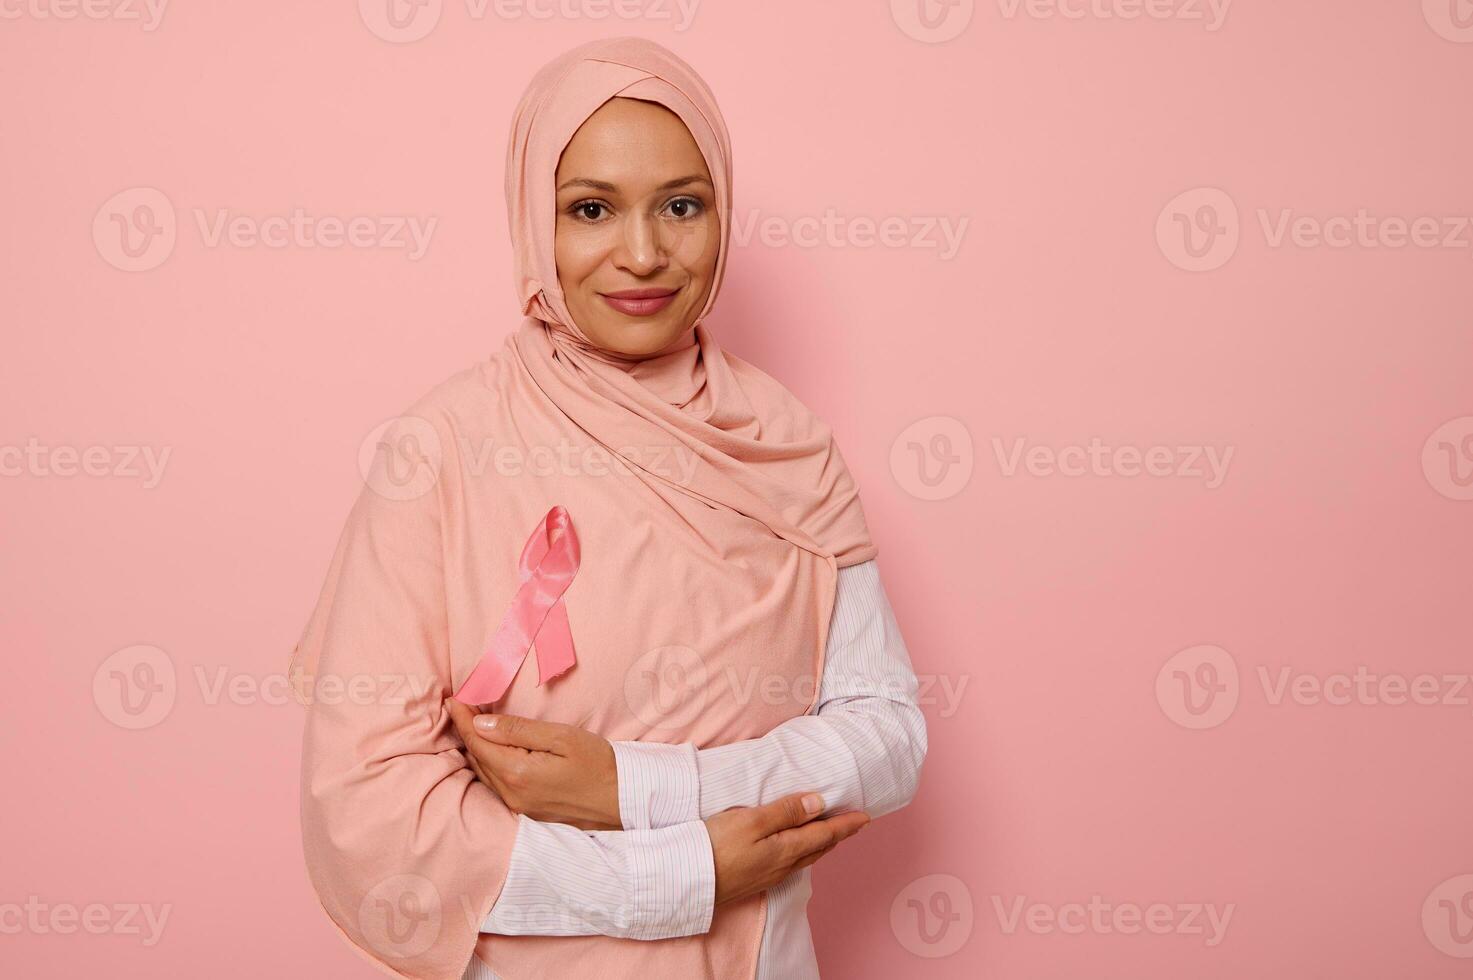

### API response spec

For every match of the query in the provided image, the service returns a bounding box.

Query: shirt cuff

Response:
[480,814,715,940]
[623,819,716,940]
[611,740,701,831]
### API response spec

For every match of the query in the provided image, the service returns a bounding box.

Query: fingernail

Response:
[802,793,823,814]
[474,715,498,732]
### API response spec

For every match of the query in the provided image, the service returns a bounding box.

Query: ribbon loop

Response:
[453,506,580,705]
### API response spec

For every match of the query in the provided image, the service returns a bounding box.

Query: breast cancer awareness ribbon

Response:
[453,505,580,705]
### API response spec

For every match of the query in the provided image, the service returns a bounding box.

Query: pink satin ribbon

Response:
[453,505,580,705]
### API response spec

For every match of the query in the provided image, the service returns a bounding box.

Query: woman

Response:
[290,36,926,980]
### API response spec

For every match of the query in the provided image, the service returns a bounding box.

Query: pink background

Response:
[3,2,1471,977]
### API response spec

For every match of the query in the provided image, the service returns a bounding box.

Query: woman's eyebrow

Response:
[556,174,714,193]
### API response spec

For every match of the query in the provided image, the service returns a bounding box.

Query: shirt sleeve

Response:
[611,558,928,830]
[480,813,715,940]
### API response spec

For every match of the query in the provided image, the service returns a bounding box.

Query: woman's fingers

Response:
[445,698,504,789]
[746,791,829,837]
[737,791,870,878]
[768,809,869,867]
[472,714,571,755]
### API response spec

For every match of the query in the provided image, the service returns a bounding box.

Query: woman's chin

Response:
[583,315,693,358]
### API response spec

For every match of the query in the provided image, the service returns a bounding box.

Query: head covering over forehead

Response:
[291,36,876,980]
[506,35,732,351]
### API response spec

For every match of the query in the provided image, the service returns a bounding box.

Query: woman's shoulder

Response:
[719,344,838,436]
[395,344,521,424]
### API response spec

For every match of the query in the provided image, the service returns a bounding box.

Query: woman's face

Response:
[554,97,720,357]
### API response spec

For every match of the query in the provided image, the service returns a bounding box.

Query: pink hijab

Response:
[291,36,875,980]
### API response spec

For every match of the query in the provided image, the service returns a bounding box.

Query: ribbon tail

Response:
[534,598,577,686]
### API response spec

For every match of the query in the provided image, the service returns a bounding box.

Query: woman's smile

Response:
[597,285,682,317]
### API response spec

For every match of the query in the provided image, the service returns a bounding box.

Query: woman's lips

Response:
[598,287,679,317]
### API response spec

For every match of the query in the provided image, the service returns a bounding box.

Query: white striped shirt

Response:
[465,558,927,979]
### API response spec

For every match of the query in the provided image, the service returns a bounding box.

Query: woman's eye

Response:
[569,200,608,222]
[665,196,704,219]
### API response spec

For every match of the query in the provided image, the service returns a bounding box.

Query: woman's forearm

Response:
[613,559,929,830]
[480,813,715,940]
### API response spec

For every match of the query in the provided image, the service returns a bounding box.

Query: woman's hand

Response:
[444,699,622,831]
[705,792,870,906]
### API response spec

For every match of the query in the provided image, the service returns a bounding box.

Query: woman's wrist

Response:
[610,740,702,831]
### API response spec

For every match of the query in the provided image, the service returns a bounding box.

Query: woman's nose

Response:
[613,212,669,275]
